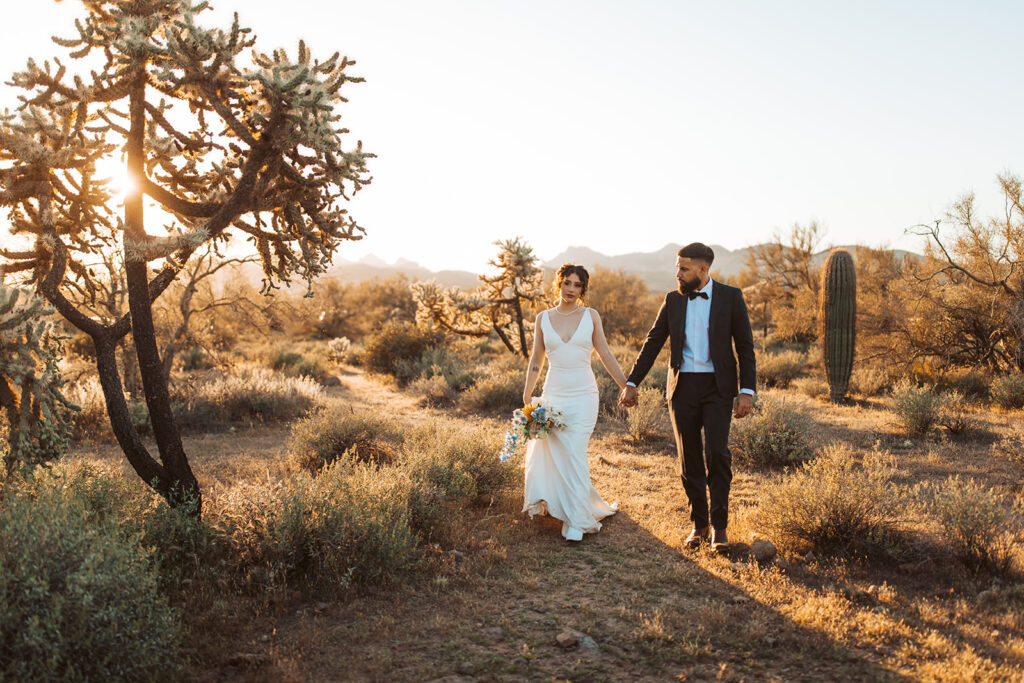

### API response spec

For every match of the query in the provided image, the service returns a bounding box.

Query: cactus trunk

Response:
[820,250,857,402]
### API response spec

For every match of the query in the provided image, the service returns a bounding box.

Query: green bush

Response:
[363,321,444,379]
[0,466,183,681]
[287,407,404,473]
[929,476,1018,574]
[732,395,816,467]
[758,350,807,389]
[753,445,907,560]
[892,379,944,437]
[991,372,1024,410]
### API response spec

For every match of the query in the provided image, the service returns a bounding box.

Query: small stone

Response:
[867,585,878,595]
[763,636,778,648]
[731,595,752,604]
[750,539,778,563]
[258,634,270,643]
[578,635,600,655]
[556,630,582,648]
[456,661,476,676]
[449,549,466,561]
[321,376,342,387]
[901,439,913,448]
[315,601,330,612]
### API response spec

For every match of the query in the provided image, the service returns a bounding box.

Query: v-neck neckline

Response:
[547,308,586,344]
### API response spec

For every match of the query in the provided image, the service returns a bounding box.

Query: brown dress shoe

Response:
[684,526,710,549]
[711,527,729,553]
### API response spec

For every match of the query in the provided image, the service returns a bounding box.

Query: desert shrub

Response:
[732,395,816,467]
[991,372,1024,410]
[850,364,894,397]
[753,445,908,560]
[0,467,183,681]
[793,375,829,400]
[937,392,978,437]
[758,350,807,389]
[929,476,1018,574]
[363,320,444,379]
[230,463,419,588]
[64,377,109,439]
[409,374,457,407]
[402,420,511,500]
[463,370,524,414]
[892,379,944,437]
[941,368,990,401]
[395,346,476,390]
[595,369,625,418]
[181,345,213,371]
[626,387,668,441]
[172,367,323,429]
[288,407,404,473]
[399,421,512,542]
[268,348,304,372]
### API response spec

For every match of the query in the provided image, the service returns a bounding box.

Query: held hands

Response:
[618,385,638,408]
[733,393,753,419]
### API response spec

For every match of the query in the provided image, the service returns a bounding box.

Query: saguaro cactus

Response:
[820,249,857,402]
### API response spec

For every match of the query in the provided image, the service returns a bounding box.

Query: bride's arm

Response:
[590,309,628,389]
[522,313,547,405]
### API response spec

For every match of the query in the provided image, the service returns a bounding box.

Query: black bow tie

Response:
[687,291,709,301]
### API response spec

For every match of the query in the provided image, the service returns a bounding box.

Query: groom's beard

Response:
[677,275,701,295]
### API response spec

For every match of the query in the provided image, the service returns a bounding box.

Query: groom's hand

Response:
[618,385,638,408]
[734,394,753,419]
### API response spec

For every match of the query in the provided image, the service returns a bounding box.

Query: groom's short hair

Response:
[678,242,714,266]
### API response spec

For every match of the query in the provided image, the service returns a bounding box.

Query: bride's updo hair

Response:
[553,263,590,304]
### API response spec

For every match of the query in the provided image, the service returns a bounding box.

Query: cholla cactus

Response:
[412,238,544,356]
[0,285,76,475]
[0,1,372,510]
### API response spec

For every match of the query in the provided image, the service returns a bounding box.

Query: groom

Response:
[619,243,756,552]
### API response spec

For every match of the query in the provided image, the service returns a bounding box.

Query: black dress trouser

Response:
[668,372,733,530]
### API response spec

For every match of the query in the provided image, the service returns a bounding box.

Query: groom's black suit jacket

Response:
[627,281,757,400]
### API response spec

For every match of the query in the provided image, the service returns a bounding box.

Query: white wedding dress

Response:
[523,309,618,540]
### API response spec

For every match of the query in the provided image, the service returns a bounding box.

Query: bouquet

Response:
[499,399,567,462]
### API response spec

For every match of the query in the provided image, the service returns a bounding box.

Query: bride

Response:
[521,264,627,541]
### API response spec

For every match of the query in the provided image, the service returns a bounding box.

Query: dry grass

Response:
[59,361,1024,681]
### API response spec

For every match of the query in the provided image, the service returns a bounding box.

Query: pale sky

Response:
[1,1,1022,272]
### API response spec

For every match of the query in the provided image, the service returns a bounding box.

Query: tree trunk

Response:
[511,291,528,358]
[124,76,201,512]
[94,334,170,494]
